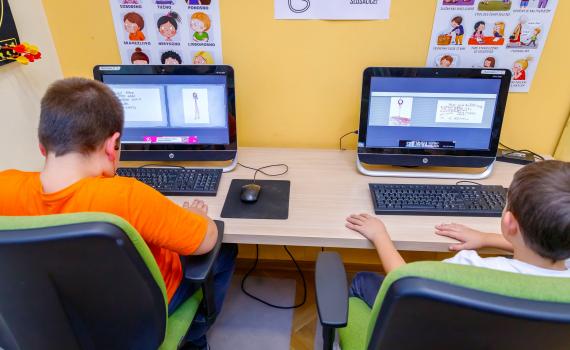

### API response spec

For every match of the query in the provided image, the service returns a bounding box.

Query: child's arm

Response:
[346,214,406,273]
[435,223,513,252]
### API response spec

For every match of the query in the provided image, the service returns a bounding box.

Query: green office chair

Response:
[315,252,570,350]
[0,212,224,350]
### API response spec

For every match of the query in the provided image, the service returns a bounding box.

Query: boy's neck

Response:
[40,153,105,193]
[513,244,567,271]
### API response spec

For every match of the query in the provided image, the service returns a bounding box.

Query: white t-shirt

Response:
[444,250,570,278]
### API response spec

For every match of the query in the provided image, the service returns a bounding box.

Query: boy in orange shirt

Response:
[0,78,236,349]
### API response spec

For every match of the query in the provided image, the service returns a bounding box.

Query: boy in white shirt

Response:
[346,160,570,307]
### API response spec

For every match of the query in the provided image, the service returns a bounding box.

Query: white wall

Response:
[0,0,62,171]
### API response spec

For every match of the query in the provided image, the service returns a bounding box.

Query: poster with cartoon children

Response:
[109,0,222,65]
[426,0,559,92]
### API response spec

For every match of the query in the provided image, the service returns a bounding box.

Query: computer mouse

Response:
[240,183,261,203]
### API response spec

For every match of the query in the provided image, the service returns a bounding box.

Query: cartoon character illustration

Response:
[157,11,181,41]
[467,20,504,45]
[524,27,541,47]
[443,0,475,5]
[124,12,146,41]
[472,21,485,44]
[509,16,527,46]
[512,57,531,80]
[439,55,454,67]
[190,12,211,42]
[483,56,496,68]
[493,22,505,39]
[449,16,464,45]
[193,51,214,64]
[478,0,512,11]
[186,0,212,4]
[161,51,182,64]
[131,48,150,64]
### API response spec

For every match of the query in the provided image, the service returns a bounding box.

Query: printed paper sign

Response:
[109,0,223,66]
[275,0,391,20]
[426,0,559,93]
[435,100,485,124]
[183,88,210,124]
[112,87,165,122]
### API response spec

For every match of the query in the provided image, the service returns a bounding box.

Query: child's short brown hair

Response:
[39,78,124,156]
[507,160,570,261]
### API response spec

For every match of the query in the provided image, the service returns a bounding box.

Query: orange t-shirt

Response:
[0,170,207,302]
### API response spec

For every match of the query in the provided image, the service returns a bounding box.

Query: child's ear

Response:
[39,144,47,157]
[502,211,520,237]
[105,132,122,161]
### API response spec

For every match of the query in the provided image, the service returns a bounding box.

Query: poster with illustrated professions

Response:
[109,0,222,66]
[275,0,391,20]
[426,0,558,92]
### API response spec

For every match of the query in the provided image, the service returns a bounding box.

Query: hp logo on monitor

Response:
[169,153,175,159]
[422,158,429,164]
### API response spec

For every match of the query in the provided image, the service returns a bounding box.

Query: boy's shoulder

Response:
[0,169,37,183]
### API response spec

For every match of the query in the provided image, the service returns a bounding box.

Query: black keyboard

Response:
[117,167,222,196]
[369,184,507,217]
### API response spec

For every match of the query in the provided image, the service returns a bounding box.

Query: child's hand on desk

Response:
[435,223,488,251]
[183,199,209,216]
[346,214,389,244]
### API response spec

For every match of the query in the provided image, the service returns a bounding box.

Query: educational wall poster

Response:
[275,0,391,20]
[109,0,222,66]
[426,0,559,92]
[0,0,20,66]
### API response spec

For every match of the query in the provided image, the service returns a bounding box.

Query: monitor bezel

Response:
[93,64,237,162]
[358,67,511,161]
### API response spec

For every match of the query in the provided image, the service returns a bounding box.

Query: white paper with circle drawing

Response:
[109,0,223,66]
[425,0,558,93]
[275,0,391,20]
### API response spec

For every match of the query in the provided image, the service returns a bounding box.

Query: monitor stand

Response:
[356,158,495,180]
[187,156,238,173]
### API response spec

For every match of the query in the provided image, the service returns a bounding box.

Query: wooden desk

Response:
[165,148,522,252]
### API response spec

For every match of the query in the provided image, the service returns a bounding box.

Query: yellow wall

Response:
[42,0,570,155]
[555,113,570,161]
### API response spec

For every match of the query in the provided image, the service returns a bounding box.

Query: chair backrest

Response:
[366,261,570,350]
[0,213,168,350]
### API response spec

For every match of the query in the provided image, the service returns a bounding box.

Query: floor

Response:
[235,260,363,350]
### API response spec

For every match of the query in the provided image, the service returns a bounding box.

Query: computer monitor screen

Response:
[358,68,511,168]
[366,77,500,151]
[94,65,236,162]
[102,74,228,145]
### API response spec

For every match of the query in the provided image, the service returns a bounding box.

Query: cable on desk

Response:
[237,163,289,183]
[339,130,359,151]
[499,142,544,161]
[456,180,483,186]
[240,245,307,309]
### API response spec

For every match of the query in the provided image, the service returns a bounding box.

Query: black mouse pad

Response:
[221,179,290,220]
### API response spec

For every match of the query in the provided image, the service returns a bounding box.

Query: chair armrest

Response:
[181,220,224,283]
[315,252,348,328]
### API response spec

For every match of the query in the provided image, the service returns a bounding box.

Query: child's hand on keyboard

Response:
[435,223,487,251]
[346,213,388,244]
[183,199,209,216]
